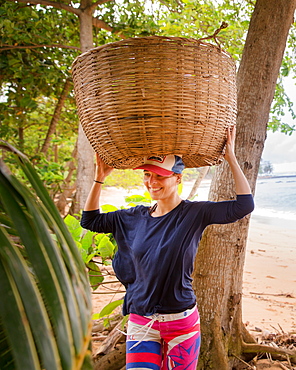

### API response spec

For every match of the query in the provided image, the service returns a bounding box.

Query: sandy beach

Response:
[93,182,296,336]
[243,216,296,335]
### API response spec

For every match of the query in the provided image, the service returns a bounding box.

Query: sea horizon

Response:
[185,174,296,230]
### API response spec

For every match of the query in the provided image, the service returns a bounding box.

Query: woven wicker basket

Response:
[72,36,237,168]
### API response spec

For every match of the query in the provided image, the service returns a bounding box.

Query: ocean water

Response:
[184,176,296,230]
[253,176,296,230]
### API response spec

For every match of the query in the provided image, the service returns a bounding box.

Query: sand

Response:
[92,182,296,336]
[243,216,296,335]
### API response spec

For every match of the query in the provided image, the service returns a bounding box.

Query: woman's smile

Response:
[147,184,165,197]
[143,171,180,201]
[149,186,162,192]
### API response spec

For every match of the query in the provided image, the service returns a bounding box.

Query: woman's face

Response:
[143,171,181,200]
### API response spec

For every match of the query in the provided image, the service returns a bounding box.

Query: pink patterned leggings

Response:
[126,306,201,370]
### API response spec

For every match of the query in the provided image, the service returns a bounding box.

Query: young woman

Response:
[81,127,254,370]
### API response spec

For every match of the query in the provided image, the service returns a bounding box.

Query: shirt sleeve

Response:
[202,194,254,225]
[80,206,143,234]
[80,209,115,233]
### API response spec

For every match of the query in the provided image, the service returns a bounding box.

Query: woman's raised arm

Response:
[224,127,252,195]
[83,154,114,211]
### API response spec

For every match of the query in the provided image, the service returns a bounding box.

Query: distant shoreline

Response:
[257,174,296,179]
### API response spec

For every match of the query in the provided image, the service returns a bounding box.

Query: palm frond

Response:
[0,141,93,370]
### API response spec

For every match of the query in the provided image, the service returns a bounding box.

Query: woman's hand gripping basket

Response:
[71,36,237,168]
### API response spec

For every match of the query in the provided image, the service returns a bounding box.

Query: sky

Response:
[262,132,296,174]
[260,77,296,175]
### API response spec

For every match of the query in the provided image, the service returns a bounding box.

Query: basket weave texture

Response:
[72,36,237,168]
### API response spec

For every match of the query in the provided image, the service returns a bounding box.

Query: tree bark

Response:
[73,0,96,213]
[55,143,77,215]
[192,1,296,369]
[93,343,126,370]
[18,125,24,152]
[40,77,72,154]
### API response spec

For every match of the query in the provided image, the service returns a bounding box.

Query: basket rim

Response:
[72,35,234,68]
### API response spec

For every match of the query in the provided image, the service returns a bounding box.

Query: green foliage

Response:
[92,299,124,320]
[156,0,254,59]
[64,214,117,290]
[64,191,151,281]
[64,214,117,263]
[0,141,93,369]
[101,204,120,212]
[0,1,78,181]
[268,116,295,136]
[125,192,152,206]
[104,168,144,189]
[0,8,77,109]
[1,0,295,204]
[182,168,200,181]
[3,149,76,200]
[64,191,153,322]
[269,77,296,135]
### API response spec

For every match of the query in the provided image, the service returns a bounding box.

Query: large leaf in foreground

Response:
[0,141,93,370]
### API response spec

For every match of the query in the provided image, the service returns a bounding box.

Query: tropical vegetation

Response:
[1,0,295,214]
[0,141,93,369]
[1,0,296,369]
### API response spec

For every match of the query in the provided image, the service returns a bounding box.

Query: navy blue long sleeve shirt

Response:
[81,194,254,316]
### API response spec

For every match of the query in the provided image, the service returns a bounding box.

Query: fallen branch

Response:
[94,320,126,358]
[92,335,108,341]
[232,353,255,369]
[242,341,296,364]
[93,342,126,370]
[276,360,291,370]
[249,292,295,298]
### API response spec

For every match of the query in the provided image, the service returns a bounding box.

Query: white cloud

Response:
[262,131,296,165]
[260,76,296,171]
[272,161,296,174]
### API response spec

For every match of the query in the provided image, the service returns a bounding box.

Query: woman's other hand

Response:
[223,126,251,194]
[224,126,236,164]
[94,153,114,182]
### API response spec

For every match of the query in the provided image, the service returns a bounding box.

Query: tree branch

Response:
[90,0,114,12]
[92,16,125,38]
[242,341,296,364]
[8,0,118,37]
[245,0,256,6]
[94,342,126,370]
[92,17,113,32]
[0,44,80,52]
[7,0,81,16]
[41,77,72,154]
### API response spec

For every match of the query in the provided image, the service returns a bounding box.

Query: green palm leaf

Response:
[0,141,93,370]
[0,257,41,370]
[3,142,92,335]
[0,227,61,370]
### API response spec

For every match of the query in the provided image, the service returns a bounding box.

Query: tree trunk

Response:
[18,125,24,152]
[55,143,78,215]
[73,0,96,213]
[40,77,72,154]
[192,1,296,369]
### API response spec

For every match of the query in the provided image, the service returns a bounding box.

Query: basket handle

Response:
[198,22,228,50]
